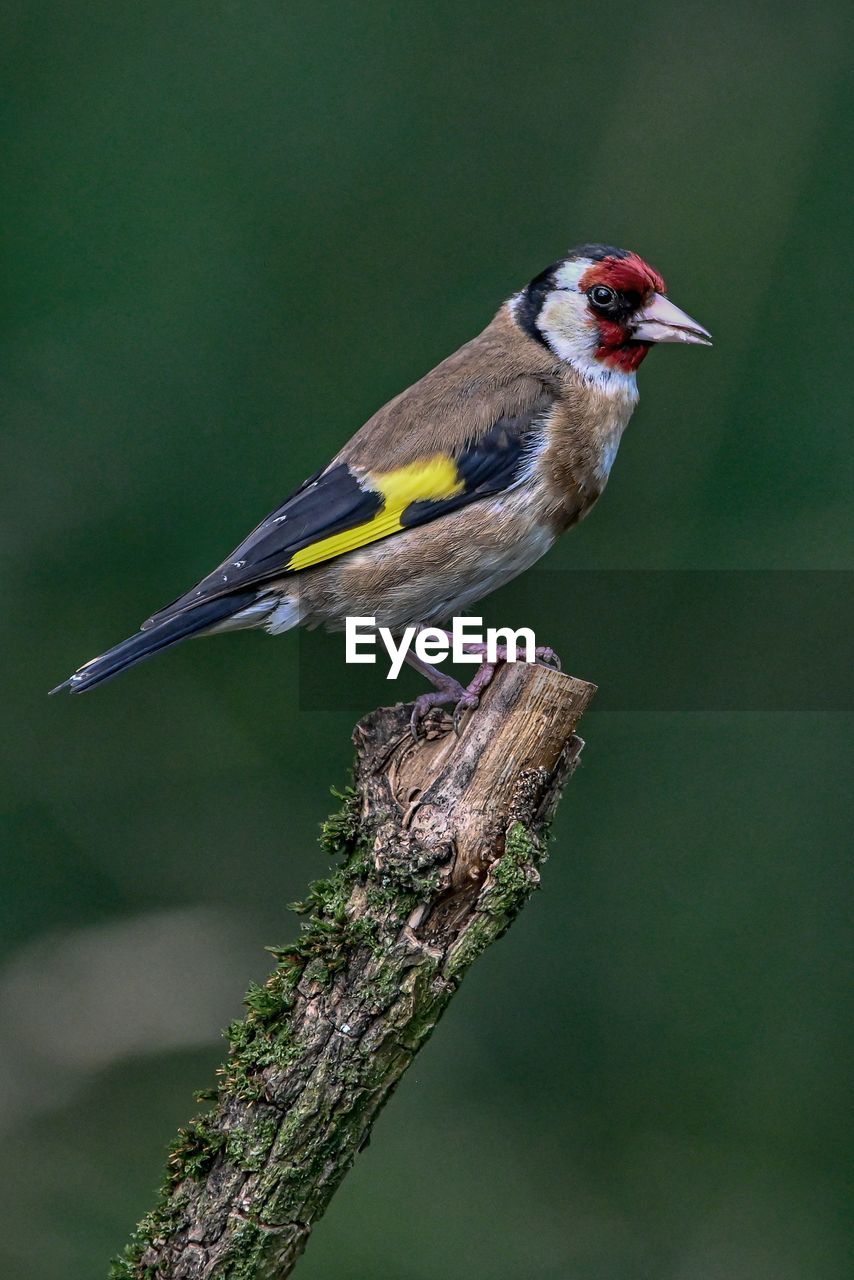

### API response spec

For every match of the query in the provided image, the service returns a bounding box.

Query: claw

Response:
[410,696,435,740]
[406,633,562,743]
[455,639,563,671]
[409,680,470,739]
[452,693,479,735]
[535,646,561,671]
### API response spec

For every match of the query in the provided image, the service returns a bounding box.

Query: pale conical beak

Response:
[632,293,713,346]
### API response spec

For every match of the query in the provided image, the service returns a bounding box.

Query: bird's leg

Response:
[413,630,561,731]
[456,658,497,721]
[406,629,561,740]
[404,650,480,739]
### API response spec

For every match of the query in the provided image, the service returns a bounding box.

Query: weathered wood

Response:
[112,662,596,1279]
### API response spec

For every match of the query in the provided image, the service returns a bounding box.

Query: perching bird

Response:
[52,244,711,728]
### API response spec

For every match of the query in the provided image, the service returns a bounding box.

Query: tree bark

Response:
[111,662,596,1279]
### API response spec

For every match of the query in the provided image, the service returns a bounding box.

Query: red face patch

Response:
[595,329,651,371]
[578,252,666,298]
[578,253,666,370]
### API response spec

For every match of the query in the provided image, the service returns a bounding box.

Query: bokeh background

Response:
[2,2,851,1277]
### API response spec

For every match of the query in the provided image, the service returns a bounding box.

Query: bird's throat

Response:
[596,340,652,373]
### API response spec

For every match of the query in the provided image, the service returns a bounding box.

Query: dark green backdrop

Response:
[2,3,851,1277]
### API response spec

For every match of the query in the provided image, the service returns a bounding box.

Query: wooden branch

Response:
[112,663,596,1280]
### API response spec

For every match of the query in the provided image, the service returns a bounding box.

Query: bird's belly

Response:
[379,528,555,628]
[285,496,556,632]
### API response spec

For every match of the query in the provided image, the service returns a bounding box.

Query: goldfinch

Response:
[52,244,711,727]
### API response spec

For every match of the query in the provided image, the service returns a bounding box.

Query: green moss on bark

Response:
[318,785,360,856]
[110,812,546,1275]
[108,786,380,1276]
[106,671,590,1280]
[445,821,543,978]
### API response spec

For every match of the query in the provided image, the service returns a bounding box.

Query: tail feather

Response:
[50,591,261,694]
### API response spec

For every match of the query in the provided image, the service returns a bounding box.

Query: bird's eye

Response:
[588,285,617,309]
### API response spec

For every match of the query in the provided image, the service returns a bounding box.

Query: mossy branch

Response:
[111,662,595,1279]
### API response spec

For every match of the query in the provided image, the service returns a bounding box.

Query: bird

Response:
[52,243,711,731]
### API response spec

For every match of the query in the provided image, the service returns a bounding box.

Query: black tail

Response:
[50,591,258,694]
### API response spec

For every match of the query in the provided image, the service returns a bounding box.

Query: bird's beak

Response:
[632,293,713,346]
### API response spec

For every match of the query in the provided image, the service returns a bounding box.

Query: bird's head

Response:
[514,244,712,379]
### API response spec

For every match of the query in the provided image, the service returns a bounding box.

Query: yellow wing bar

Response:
[286,455,464,571]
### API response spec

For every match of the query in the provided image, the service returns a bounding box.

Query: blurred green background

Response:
[2,2,851,1277]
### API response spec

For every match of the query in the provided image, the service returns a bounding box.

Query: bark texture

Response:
[112,662,596,1279]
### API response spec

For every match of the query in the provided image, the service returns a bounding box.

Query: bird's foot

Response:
[406,637,562,741]
[533,644,562,670]
[447,662,502,732]
[458,641,562,671]
[410,676,480,740]
[414,662,500,737]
